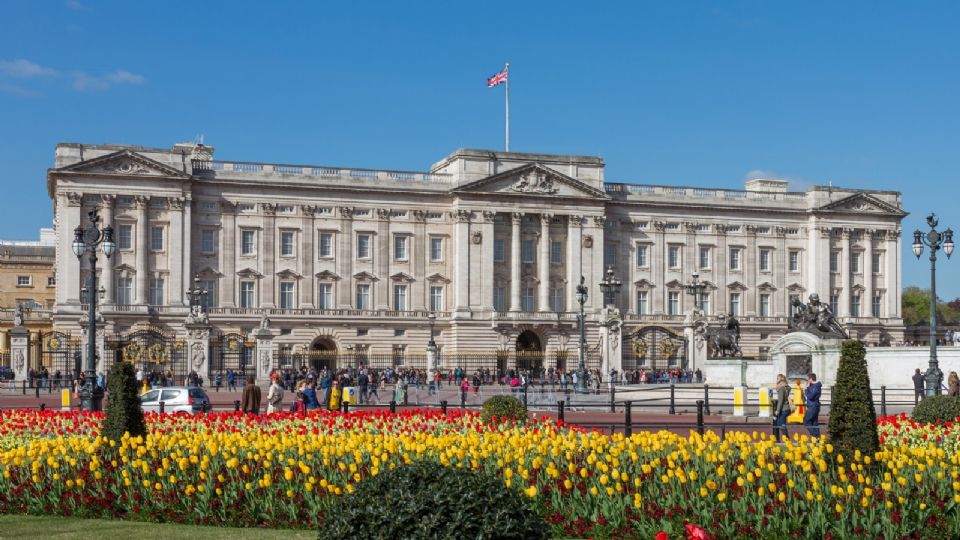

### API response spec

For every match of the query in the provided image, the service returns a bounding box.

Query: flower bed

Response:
[0,409,959,538]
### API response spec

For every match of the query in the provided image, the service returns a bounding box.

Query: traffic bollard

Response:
[704,384,711,416]
[669,384,676,415]
[558,400,565,423]
[159,401,165,414]
[624,401,632,438]
[696,400,705,436]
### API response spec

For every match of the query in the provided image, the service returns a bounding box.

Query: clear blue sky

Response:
[1,1,958,299]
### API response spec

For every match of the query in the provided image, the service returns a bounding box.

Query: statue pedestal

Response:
[185,324,211,382]
[771,331,843,386]
[253,328,275,385]
[599,308,622,377]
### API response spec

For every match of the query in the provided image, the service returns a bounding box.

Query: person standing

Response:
[226,370,237,392]
[948,371,960,398]
[802,373,822,438]
[302,379,320,410]
[241,375,261,414]
[266,375,285,414]
[328,380,342,411]
[773,374,790,442]
[913,368,926,404]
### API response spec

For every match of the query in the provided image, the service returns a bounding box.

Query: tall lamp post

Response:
[71,209,116,411]
[599,266,623,308]
[185,275,209,315]
[684,271,707,314]
[575,276,588,393]
[912,213,954,397]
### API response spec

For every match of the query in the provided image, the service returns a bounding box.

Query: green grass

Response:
[0,514,316,539]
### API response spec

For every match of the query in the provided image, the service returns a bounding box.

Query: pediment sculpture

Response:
[509,170,559,194]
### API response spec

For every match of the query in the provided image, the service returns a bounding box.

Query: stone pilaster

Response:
[375,208,391,310]
[567,215,584,313]
[253,326,275,385]
[185,324,211,379]
[864,230,874,318]
[453,209,471,316]
[261,203,277,308]
[480,211,496,311]
[337,207,354,308]
[135,196,150,304]
[168,197,185,306]
[101,195,116,304]
[839,229,851,317]
[9,327,29,382]
[220,200,237,307]
[301,205,317,307]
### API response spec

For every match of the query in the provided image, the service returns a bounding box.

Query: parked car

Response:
[140,386,211,414]
[0,367,14,381]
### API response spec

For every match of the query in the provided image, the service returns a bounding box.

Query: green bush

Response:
[318,460,548,540]
[480,394,527,423]
[102,360,146,442]
[912,395,960,424]
[828,340,879,458]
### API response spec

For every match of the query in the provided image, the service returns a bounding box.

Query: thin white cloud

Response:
[0,59,58,79]
[73,69,145,91]
[0,82,38,97]
[65,0,88,11]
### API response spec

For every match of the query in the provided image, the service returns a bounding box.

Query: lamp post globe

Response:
[913,213,953,397]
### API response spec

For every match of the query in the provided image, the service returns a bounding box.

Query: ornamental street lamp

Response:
[912,213,954,397]
[598,266,622,308]
[185,275,209,314]
[575,276,588,394]
[684,271,707,314]
[72,208,116,412]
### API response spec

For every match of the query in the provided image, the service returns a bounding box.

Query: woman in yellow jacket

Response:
[328,380,342,411]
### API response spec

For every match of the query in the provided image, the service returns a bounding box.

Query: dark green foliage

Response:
[828,340,879,457]
[912,395,960,424]
[480,394,527,423]
[318,460,548,540]
[102,360,146,441]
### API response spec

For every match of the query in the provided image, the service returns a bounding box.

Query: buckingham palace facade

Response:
[44,142,906,378]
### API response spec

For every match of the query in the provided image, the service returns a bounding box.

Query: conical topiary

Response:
[827,340,879,457]
[102,360,147,441]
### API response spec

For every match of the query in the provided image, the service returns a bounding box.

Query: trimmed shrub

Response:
[912,395,960,424]
[828,340,879,457]
[102,360,146,441]
[318,460,549,540]
[480,394,527,423]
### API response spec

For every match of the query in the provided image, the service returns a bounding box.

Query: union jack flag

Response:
[487,66,508,87]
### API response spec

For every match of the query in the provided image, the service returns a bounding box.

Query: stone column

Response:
[182,197,193,302]
[261,203,277,308]
[9,326,29,382]
[60,193,84,305]
[301,205,317,307]
[589,216,606,311]
[510,212,522,312]
[185,324,211,379]
[168,197,185,306]
[135,196,150,304]
[337,207,354,308]
[653,222,666,314]
[453,209,471,315]
[864,230,874,318]
[817,226,832,300]
[101,195,116,304]
[538,213,552,311]
[745,226,758,315]
[253,326,275,385]
[480,211,496,311]
[221,201,237,307]
[567,216,584,312]
[839,229,851,317]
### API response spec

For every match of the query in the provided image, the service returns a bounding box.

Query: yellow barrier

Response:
[733,386,746,416]
[787,381,805,424]
[61,389,71,410]
[758,387,772,418]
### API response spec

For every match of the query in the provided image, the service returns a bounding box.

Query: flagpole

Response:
[505,62,510,152]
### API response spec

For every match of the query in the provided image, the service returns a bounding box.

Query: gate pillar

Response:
[684,313,708,373]
[599,307,623,377]
[185,323,211,382]
[9,326,29,382]
[253,316,275,385]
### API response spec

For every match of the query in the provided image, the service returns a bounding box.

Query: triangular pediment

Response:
[452,163,608,199]
[665,279,684,289]
[817,193,905,216]
[634,279,655,288]
[236,268,262,279]
[353,271,378,282]
[195,266,223,278]
[426,273,450,283]
[57,150,189,178]
[786,282,806,292]
[315,270,341,281]
[114,263,136,274]
[727,281,747,291]
[390,272,415,283]
[757,281,777,291]
[276,269,302,280]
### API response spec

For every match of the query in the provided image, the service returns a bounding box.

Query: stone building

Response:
[0,230,56,361]
[43,142,906,381]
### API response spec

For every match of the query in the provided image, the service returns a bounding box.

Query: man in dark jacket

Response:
[913,368,926,404]
[241,375,261,414]
[803,373,822,438]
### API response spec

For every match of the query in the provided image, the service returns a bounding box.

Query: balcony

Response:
[191,160,452,188]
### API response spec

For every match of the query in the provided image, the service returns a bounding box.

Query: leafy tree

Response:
[901,288,960,326]
[828,340,879,458]
[102,360,146,442]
